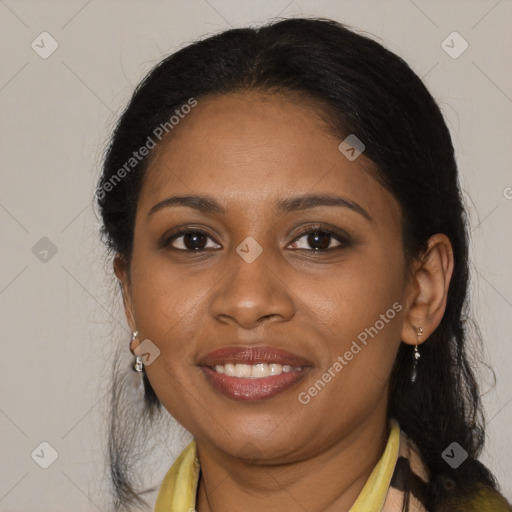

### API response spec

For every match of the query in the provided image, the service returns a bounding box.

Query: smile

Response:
[198,345,313,401]
[211,362,303,378]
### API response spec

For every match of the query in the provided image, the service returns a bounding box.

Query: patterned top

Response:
[153,420,510,511]
[154,420,430,511]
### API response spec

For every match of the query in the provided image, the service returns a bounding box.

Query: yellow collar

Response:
[154,420,400,512]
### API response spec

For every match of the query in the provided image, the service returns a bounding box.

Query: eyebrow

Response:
[147,193,372,222]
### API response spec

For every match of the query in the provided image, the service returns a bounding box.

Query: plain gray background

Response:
[1,0,511,510]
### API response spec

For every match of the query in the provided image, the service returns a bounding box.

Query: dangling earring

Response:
[131,330,143,372]
[411,325,423,383]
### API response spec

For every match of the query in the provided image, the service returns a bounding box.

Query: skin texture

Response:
[114,91,454,512]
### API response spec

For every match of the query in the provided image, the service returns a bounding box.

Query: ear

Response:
[113,253,138,354]
[400,233,454,346]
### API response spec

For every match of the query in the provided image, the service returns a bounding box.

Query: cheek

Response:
[301,244,404,394]
[131,252,204,325]
[304,242,404,340]
[128,257,210,394]
[131,263,208,425]
[298,304,402,432]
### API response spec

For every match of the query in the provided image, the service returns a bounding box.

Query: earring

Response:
[411,325,423,383]
[131,330,143,373]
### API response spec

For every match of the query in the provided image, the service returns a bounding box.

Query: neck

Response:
[195,410,389,512]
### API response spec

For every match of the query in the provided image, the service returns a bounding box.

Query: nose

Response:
[210,249,296,330]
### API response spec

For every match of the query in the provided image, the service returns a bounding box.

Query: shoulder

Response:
[437,486,512,512]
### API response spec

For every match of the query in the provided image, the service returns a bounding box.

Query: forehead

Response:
[144,91,337,184]
[139,91,400,226]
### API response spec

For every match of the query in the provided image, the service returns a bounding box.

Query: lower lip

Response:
[200,366,310,401]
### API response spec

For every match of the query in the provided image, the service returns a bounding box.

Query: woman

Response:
[96,17,511,512]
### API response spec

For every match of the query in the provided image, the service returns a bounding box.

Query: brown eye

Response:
[164,229,221,251]
[289,227,351,252]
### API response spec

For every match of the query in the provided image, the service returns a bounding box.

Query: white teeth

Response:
[211,363,303,378]
[252,363,269,377]
[269,364,282,375]
[236,364,252,378]
[224,363,236,376]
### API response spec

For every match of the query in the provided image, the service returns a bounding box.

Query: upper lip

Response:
[198,345,313,368]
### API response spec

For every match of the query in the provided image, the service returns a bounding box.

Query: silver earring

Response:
[131,330,143,373]
[411,326,423,383]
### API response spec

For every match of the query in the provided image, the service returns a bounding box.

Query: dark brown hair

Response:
[97,17,498,511]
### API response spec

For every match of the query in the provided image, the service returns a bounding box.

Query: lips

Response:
[198,345,313,367]
[198,345,313,401]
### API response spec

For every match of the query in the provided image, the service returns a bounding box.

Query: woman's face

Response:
[121,91,411,462]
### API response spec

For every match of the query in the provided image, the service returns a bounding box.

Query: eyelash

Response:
[161,224,352,253]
